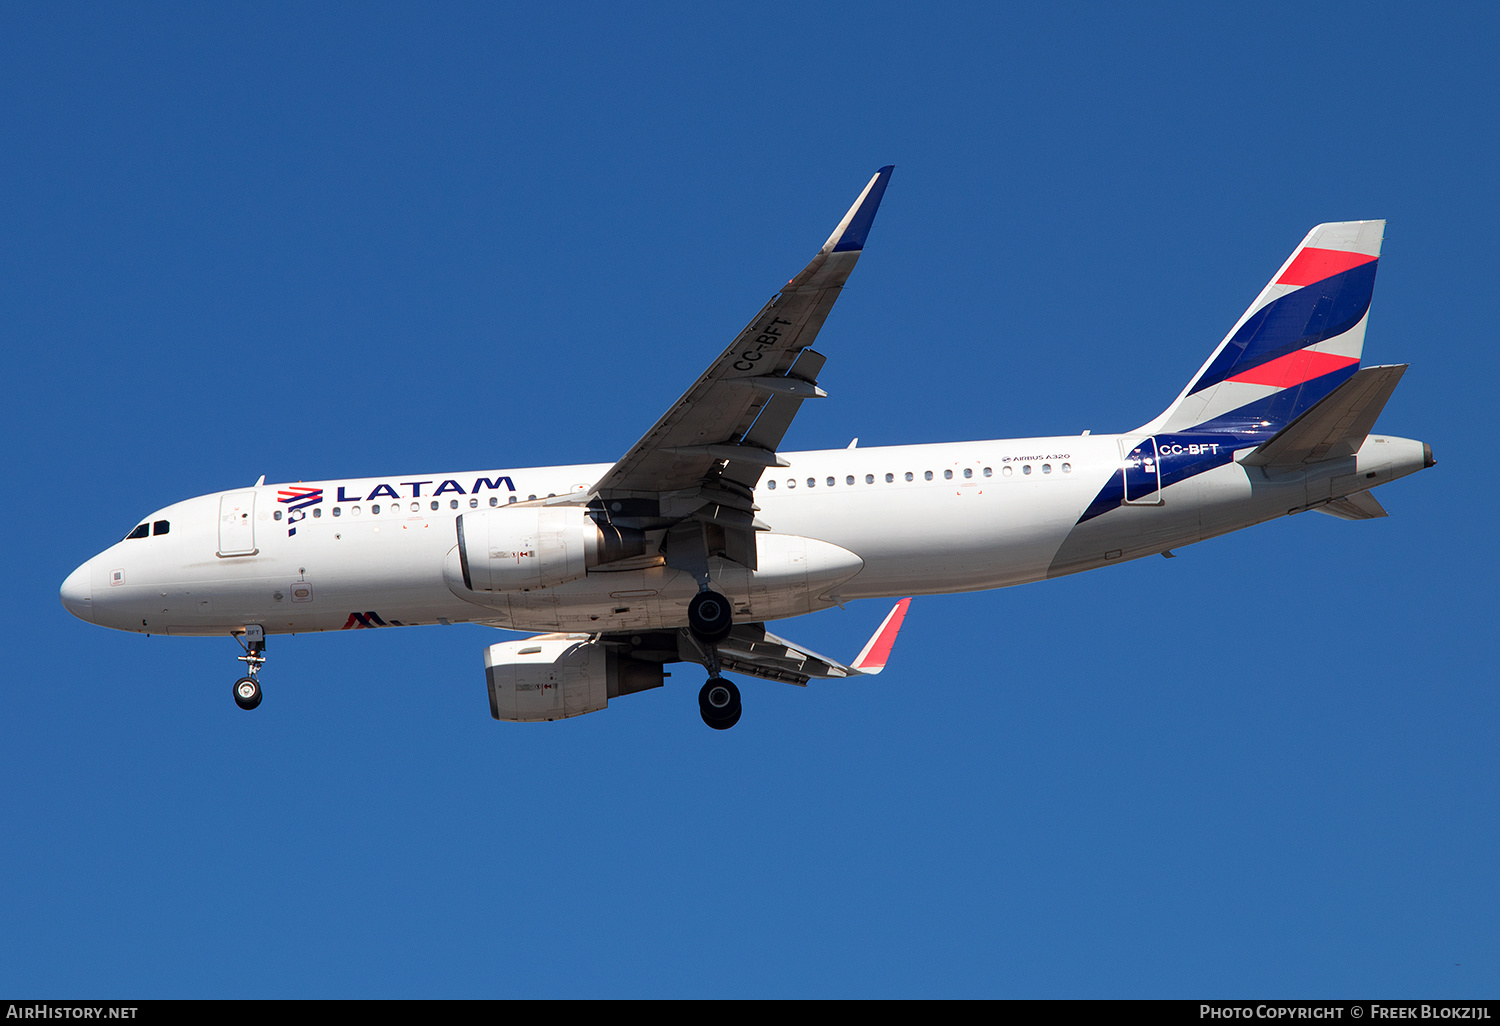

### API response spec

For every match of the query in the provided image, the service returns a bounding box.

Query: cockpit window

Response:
[153,520,170,536]
[126,523,149,540]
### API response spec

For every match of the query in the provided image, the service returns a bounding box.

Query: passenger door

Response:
[217,491,258,556]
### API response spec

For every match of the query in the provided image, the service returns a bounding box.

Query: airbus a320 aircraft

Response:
[60,167,1433,729]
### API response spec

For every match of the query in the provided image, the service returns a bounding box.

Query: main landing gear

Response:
[687,588,741,729]
[232,625,266,711]
[687,585,741,729]
[687,589,733,643]
[699,678,741,730]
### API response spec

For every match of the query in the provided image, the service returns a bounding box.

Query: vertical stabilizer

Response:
[1141,220,1384,438]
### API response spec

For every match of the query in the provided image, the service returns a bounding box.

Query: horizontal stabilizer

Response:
[1314,491,1389,520]
[1241,364,1407,469]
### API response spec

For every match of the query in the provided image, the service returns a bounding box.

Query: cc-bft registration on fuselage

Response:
[60,167,1434,730]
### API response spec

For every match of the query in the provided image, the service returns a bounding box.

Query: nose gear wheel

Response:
[233,676,262,710]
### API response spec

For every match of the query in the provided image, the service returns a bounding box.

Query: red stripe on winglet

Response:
[854,598,911,671]
[1276,247,1377,287]
[1226,350,1358,388]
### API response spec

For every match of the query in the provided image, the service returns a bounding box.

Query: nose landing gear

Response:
[233,625,266,711]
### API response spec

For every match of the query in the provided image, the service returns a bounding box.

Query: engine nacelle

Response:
[483,634,665,722]
[456,507,643,592]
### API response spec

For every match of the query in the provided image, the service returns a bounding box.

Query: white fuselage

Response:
[60,431,1430,638]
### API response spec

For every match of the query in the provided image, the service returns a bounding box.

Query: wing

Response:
[582,167,895,568]
[599,599,912,687]
[714,598,912,684]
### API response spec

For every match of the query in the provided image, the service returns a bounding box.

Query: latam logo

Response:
[277,487,324,536]
[333,477,515,502]
[272,477,519,538]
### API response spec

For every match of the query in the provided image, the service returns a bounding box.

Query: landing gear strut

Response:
[699,678,741,730]
[233,625,266,711]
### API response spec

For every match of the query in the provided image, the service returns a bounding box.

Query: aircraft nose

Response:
[60,561,94,622]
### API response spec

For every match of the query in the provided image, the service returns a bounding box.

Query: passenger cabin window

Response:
[885,473,894,483]
[126,523,149,540]
[904,472,913,482]
[866,474,874,484]
[846,476,854,486]
[767,480,776,489]
[924,471,933,481]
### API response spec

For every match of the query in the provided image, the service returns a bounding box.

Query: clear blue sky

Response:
[3,2,1495,998]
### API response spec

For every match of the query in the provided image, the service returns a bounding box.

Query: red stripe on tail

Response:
[1226,350,1358,388]
[1276,247,1376,287]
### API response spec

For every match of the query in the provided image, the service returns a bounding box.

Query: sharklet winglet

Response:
[824,165,895,254]
[851,598,911,675]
